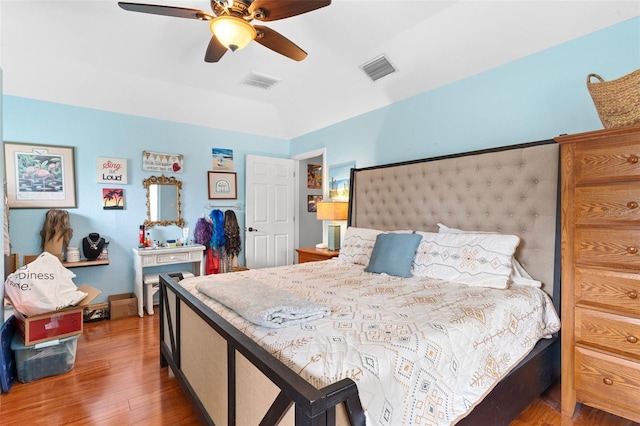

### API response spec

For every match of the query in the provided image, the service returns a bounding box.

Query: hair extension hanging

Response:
[209,209,226,250]
[194,216,213,246]
[224,209,241,258]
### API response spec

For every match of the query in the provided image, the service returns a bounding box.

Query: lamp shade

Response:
[209,16,256,52]
[316,201,348,221]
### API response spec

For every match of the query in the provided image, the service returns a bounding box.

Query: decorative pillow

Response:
[338,227,384,265]
[365,233,422,278]
[437,223,541,288]
[411,231,520,289]
[338,227,413,266]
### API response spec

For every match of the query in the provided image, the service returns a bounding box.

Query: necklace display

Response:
[83,233,105,260]
[86,234,101,250]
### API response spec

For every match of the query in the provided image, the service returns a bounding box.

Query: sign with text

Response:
[142,151,184,173]
[97,157,128,184]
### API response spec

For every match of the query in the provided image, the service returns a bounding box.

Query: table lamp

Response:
[316,201,348,251]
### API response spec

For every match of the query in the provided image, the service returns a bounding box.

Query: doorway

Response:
[244,149,326,268]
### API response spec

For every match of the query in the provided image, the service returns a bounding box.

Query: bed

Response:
[158,139,561,425]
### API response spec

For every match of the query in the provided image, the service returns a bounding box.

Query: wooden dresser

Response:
[556,125,640,422]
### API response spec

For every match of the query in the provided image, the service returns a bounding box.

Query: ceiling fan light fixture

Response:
[210,15,256,52]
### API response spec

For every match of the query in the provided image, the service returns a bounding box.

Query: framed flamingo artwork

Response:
[3,142,77,208]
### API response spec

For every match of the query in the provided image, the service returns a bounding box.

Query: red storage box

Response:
[12,285,100,346]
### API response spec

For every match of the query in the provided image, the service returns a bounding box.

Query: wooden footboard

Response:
[159,273,366,426]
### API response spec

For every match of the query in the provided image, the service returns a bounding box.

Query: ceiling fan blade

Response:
[205,35,228,63]
[118,2,214,20]
[249,0,331,22]
[254,25,307,61]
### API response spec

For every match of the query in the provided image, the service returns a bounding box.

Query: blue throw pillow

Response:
[365,233,422,278]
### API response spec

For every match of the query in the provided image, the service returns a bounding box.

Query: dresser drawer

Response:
[576,267,640,315]
[575,346,640,422]
[575,185,640,224]
[576,228,640,269]
[575,308,640,358]
[141,251,192,266]
[575,139,640,184]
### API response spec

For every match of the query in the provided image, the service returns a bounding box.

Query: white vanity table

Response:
[132,244,206,317]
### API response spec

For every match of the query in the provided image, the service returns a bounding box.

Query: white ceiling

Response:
[1,1,639,140]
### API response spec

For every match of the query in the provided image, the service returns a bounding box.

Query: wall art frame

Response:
[208,171,237,200]
[4,142,77,208]
[212,148,234,171]
[307,164,322,189]
[307,195,323,212]
[328,161,354,201]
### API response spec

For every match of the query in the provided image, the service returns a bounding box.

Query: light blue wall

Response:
[3,99,288,301]
[291,18,640,168]
[3,17,639,302]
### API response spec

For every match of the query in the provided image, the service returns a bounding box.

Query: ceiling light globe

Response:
[209,16,256,52]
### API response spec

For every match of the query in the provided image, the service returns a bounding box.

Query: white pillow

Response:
[412,231,520,289]
[338,227,412,266]
[338,227,384,265]
[436,223,542,288]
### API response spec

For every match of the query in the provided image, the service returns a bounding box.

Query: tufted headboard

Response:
[348,140,560,303]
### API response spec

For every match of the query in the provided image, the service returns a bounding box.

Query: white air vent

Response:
[240,72,281,90]
[360,55,398,82]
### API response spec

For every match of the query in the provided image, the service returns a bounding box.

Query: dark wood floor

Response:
[1,313,638,425]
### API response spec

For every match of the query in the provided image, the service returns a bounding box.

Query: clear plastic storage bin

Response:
[10,334,78,383]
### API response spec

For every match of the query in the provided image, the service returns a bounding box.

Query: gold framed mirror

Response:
[143,174,184,228]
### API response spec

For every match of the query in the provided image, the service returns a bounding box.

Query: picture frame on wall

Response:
[3,142,77,208]
[329,161,354,201]
[307,195,323,212]
[307,164,322,189]
[212,148,234,171]
[102,188,124,210]
[208,171,237,200]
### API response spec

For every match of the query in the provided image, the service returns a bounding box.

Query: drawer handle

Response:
[603,377,614,386]
[627,246,639,255]
[627,335,638,344]
[628,290,639,299]
[628,201,639,210]
[629,155,639,164]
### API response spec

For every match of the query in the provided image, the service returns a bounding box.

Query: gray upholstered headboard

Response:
[348,141,560,301]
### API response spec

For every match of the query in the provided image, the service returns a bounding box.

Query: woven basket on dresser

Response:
[586,69,640,128]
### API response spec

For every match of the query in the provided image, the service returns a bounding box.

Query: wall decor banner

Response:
[97,157,128,184]
[142,151,184,173]
[4,142,77,208]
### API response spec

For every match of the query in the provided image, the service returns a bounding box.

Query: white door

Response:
[245,155,295,269]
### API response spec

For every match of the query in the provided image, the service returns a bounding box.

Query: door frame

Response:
[291,148,326,252]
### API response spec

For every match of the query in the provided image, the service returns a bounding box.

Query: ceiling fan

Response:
[118,0,331,62]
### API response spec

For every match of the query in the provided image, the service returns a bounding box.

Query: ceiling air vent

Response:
[240,72,281,90]
[360,55,397,82]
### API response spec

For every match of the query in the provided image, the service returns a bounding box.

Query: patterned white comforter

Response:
[179,258,560,425]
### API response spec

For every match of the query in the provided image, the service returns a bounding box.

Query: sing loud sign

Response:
[96,157,128,184]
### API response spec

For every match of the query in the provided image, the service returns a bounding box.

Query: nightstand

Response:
[296,247,340,263]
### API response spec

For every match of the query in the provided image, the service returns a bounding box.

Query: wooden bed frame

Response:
[159,140,561,425]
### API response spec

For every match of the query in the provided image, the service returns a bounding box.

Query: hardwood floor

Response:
[1,313,638,425]
[0,313,200,425]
